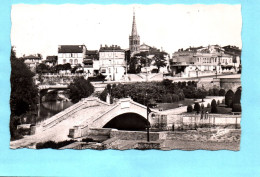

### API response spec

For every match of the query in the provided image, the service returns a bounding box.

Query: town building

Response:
[44,56,57,67]
[22,54,42,72]
[83,50,99,76]
[170,45,240,77]
[129,10,140,56]
[57,45,87,67]
[99,45,126,81]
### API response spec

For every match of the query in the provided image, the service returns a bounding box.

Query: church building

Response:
[129,10,140,56]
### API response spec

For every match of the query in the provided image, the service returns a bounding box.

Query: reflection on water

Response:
[37,101,73,123]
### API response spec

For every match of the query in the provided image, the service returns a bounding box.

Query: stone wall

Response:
[197,78,241,92]
[166,128,241,143]
[110,130,162,141]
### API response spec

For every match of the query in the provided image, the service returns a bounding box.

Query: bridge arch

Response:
[90,98,154,128]
[103,113,148,131]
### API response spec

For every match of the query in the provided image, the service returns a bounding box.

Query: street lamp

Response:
[145,92,151,142]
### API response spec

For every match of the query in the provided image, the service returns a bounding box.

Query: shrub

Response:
[208,89,214,96]
[213,88,219,96]
[211,105,218,113]
[201,103,205,110]
[207,103,211,108]
[232,103,241,112]
[233,88,241,104]
[187,105,193,112]
[211,99,217,108]
[225,90,234,108]
[36,140,76,149]
[81,138,94,143]
[222,99,225,104]
[194,102,201,113]
[219,89,226,96]
[217,100,220,105]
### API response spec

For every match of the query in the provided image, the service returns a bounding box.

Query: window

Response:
[101,69,106,73]
[108,68,111,73]
[74,59,78,64]
[63,59,66,64]
[69,59,73,64]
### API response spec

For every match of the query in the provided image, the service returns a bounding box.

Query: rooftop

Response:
[21,55,41,59]
[58,45,86,53]
[99,45,124,52]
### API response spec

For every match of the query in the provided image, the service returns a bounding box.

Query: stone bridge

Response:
[197,77,241,93]
[36,97,159,139]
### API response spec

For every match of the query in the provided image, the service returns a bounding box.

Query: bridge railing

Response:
[40,101,85,130]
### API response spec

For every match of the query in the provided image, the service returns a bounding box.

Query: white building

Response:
[99,45,126,81]
[57,45,86,67]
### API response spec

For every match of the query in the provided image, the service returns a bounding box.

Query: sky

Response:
[11,4,242,58]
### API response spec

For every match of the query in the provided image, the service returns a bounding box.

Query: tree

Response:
[36,63,50,74]
[153,52,167,73]
[197,88,207,102]
[68,77,94,103]
[10,47,38,116]
[219,89,226,96]
[128,56,140,73]
[10,47,38,139]
[225,90,234,107]
[194,102,201,113]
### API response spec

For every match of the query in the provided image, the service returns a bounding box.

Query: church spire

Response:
[129,7,140,56]
[131,8,138,36]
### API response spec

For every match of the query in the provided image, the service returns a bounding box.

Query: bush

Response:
[213,88,219,96]
[233,88,241,104]
[201,103,205,110]
[194,102,201,113]
[232,104,241,112]
[211,99,217,107]
[219,89,226,96]
[225,90,234,108]
[207,103,211,108]
[36,140,76,149]
[81,138,94,143]
[208,89,214,96]
[222,99,225,104]
[211,105,218,113]
[187,105,193,112]
[217,100,220,105]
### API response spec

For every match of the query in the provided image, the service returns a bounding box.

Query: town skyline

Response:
[11,4,242,58]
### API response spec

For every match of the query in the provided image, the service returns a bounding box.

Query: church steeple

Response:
[131,9,138,36]
[129,8,140,56]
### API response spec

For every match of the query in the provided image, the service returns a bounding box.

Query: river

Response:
[37,101,74,123]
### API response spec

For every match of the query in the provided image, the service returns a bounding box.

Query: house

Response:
[57,45,87,67]
[44,56,58,67]
[83,50,99,76]
[99,45,126,81]
[170,45,238,77]
[22,54,42,72]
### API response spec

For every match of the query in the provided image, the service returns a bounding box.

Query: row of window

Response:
[130,40,140,45]
[61,53,79,58]
[100,52,124,57]
[63,59,78,65]
[100,60,125,65]
[101,68,119,74]
[196,57,232,64]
